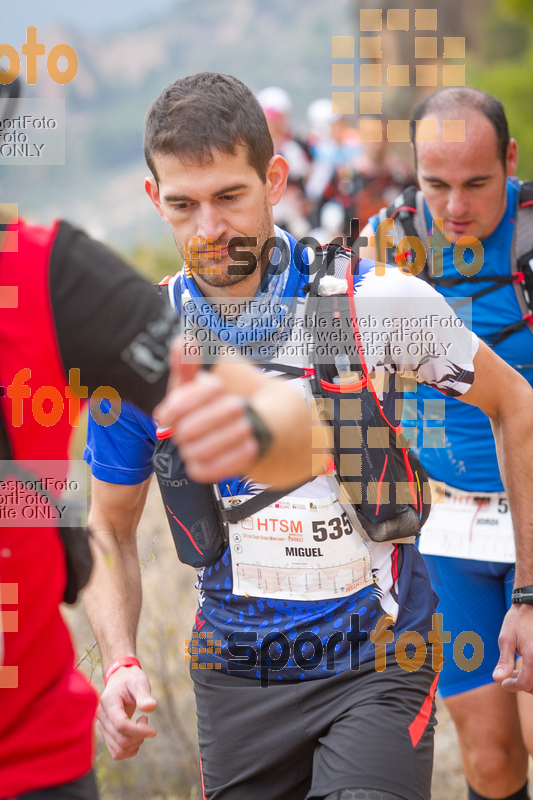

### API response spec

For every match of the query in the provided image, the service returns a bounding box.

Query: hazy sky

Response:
[4,0,183,43]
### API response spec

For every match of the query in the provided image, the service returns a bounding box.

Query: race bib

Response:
[419,482,515,563]
[227,492,374,601]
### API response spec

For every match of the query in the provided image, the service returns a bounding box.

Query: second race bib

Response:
[419,482,515,563]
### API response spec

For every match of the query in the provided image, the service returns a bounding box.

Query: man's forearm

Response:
[83,478,150,670]
[84,529,143,669]
[491,387,533,587]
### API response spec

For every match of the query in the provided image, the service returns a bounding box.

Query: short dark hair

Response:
[409,87,510,168]
[144,72,274,182]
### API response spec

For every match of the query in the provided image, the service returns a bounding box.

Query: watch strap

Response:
[511,585,533,605]
[244,403,273,459]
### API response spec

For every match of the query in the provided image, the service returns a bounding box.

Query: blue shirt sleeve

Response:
[84,400,157,485]
[368,212,379,232]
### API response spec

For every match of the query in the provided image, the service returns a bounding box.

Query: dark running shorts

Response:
[15,770,99,800]
[192,654,438,800]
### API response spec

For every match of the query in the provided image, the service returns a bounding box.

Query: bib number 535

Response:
[313,513,353,541]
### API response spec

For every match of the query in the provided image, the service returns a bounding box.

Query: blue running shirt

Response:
[85,236,478,680]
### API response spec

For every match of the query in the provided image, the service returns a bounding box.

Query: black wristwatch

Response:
[244,403,273,459]
[511,585,533,605]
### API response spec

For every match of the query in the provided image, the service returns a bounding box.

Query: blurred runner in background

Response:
[0,75,312,800]
[320,117,414,239]
[257,86,311,238]
[360,86,533,800]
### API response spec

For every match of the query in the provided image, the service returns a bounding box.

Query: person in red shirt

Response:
[0,80,313,800]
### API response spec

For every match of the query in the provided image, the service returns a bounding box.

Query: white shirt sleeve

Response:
[353,266,479,397]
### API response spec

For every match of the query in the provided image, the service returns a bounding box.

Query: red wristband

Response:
[104,657,142,687]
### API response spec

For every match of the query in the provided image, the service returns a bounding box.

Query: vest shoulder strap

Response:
[379,186,430,273]
[500,180,533,343]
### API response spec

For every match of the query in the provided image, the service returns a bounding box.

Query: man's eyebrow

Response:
[463,174,493,183]
[163,183,248,203]
[422,174,493,185]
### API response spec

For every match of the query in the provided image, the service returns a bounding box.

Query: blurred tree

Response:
[498,0,533,25]
[353,0,533,176]
[354,0,485,117]
[129,239,182,284]
[468,0,533,178]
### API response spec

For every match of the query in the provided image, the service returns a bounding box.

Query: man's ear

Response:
[145,176,169,222]
[265,155,289,207]
[506,138,518,177]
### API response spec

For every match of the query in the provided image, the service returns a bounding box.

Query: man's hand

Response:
[157,365,260,483]
[493,604,533,693]
[156,337,318,487]
[97,666,157,760]
[461,342,533,694]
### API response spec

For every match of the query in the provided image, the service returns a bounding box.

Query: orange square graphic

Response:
[396,428,417,448]
[332,92,354,115]
[368,371,389,393]
[360,91,382,115]
[423,427,446,448]
[360,119,382,142]
[360,64,382,86]
[396,372,417,392]
[312,398,334,420]
[443,119,465,142]
[396,482,418,504]
[1,610,18,633]
[367,426,389,448]
[360,8,382,31]
[416,65,437,87]
[443,64,465,86]
[367,481,389,506]
[0,666,18,688]
[339,454,362,477]
[0,201,18,253]
[360,36,382,59]
[312,426,333,449]
[387,65,409,87]
[332,36,354,58]
[340,398,362,420]
[0,286,18,308]
[339,426,362,448]
[0,231,18,253]
[416,118,438,141]
[332,64,355,87]
[0,583,18,604]
[415,9,437,30]
[443,37,465,58]
[0,203,18,221]
[387,8,409,30]
[415,37,437,59]
[340,482,362,505]
[387,120,410,142]
[312,454,328,476]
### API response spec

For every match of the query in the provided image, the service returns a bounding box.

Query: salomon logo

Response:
[160,477,188,487]
[153,452,172,478]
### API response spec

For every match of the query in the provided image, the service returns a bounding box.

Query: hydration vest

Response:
[375,181,533,347]
[153,248,431,569]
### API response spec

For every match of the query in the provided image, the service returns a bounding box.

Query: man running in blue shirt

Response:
[361,87,533,800]
[85,74,533,800]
